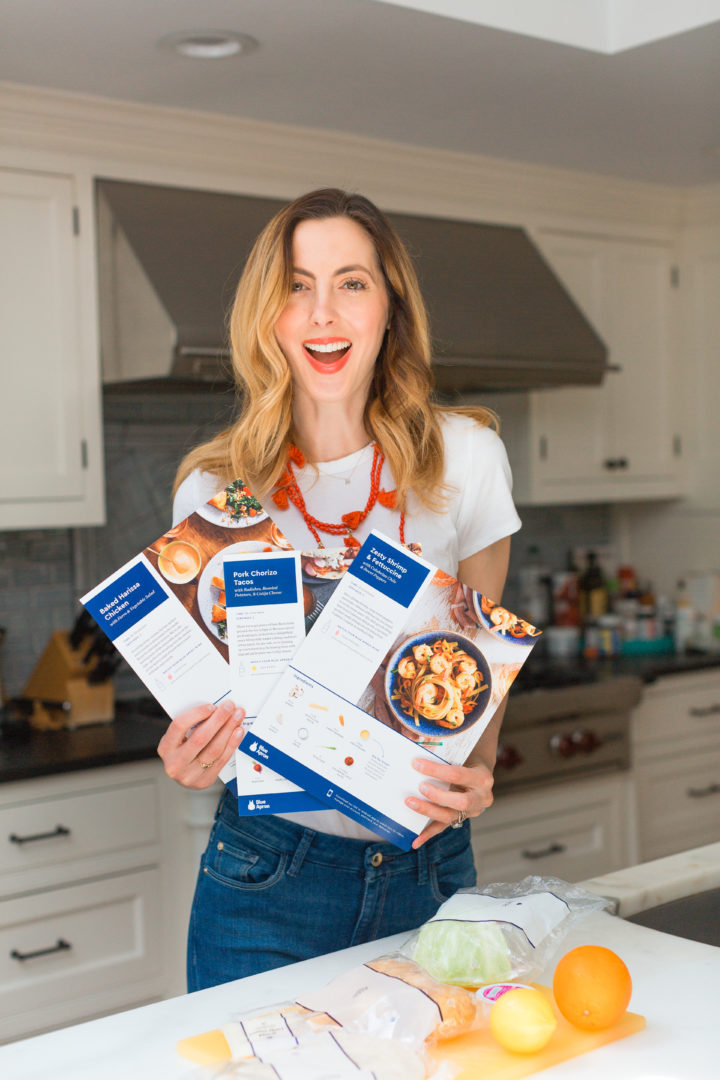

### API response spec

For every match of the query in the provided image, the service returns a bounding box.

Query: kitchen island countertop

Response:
[0,906,717,1079]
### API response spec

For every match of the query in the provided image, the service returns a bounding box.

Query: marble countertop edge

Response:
[577,841,720,917]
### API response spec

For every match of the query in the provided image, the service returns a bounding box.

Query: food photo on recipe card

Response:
[79,477,318,803]
[240,530,542,849]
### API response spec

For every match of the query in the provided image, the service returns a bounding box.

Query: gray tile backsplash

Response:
[0,530,76,699]
[0,393,611,699]
[0,390,232,699]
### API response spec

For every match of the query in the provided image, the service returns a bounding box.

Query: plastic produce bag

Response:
[190,1028,429,1080]
[178,964,470,1078]
[182,1019,460,1080]
[177,1003,337,1068]
[405,876,610,987]
[296,954,479,1044]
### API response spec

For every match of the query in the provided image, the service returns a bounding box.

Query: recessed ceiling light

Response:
[158,31,259,60]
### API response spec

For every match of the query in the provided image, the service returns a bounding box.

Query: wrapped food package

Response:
[296,953,479,1043]
[405,877,609,988]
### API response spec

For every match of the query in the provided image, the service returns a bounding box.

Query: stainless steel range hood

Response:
[97,180,608,394]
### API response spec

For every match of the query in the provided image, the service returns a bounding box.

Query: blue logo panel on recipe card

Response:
[348,534,431,607]
[224,555,299,607]
[83,560,168,640]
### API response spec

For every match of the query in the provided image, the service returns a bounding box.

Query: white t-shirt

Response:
[172,412,521,840]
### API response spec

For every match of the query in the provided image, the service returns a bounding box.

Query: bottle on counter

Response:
[673,579,695,654]
[578,551,609,621]
[517,544,551,628]
[617,565,638,597]
[635,582,657,640]
[550,570,581,627]
[594,613,622,656]
[656,594,675,639]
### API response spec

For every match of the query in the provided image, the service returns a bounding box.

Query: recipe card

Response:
[79,478,319,807]
[240,530,541,848]
[223,549,323,812]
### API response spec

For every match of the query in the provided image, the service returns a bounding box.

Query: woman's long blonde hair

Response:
[174,188,496,508]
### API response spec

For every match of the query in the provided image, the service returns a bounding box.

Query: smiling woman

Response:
[161,187,522,993]
[274,216,391,416]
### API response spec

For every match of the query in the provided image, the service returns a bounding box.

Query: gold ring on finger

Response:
[451,808,468,829]
[198,758,216,770]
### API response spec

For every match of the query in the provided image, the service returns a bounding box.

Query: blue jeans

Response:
[187,788,476,991]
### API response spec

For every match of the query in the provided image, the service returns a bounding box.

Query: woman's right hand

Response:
[157,699,245,789]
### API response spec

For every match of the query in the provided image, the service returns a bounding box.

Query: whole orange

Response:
[552,945,632,1031]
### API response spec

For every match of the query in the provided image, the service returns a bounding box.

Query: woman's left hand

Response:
[406,756,494,849]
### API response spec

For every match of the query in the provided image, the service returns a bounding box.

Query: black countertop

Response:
[511,647,720,694]
[0,700,168,785]
[1,652,719,785]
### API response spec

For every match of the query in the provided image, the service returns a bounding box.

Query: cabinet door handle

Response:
[686,783,720,798]
[521,842,566,860]
[689,704,720,718]
[10,938,72,962]
[8,825,71,845]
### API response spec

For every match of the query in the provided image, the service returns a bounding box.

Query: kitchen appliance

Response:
[493,675,643,796]
[96,179,608,394]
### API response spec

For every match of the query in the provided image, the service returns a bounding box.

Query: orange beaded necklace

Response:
[271,442,405,548]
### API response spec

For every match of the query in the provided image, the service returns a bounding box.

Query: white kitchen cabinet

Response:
[0,761,189,1043]
[632,669,720,861]
[634,748,720,862]
[488,232,683,505]
[0,167,104,529]
[470,771,636,884]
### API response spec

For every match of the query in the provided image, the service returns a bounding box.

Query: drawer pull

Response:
[521,842,566,860]
[689,704,720,718]
[10,938,72,962]
[686,783,720,798]
[9,825,71,845]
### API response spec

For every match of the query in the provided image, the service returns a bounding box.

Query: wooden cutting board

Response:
[427,985,646,1080]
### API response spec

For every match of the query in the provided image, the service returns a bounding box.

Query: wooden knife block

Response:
[23,631,114,729]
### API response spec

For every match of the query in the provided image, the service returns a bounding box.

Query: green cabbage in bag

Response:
[413,919,513,987]
[407,878,610,989]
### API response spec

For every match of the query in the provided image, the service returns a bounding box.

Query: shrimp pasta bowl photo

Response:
[384,631,492,739]
[473,594,541,646]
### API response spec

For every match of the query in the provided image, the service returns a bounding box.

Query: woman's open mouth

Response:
[302,338,352,373]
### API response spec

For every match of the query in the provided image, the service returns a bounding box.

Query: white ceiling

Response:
[374,0,720,52]
[3,0,720,186]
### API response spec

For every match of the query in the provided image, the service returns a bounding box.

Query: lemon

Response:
[489,987,557,1054]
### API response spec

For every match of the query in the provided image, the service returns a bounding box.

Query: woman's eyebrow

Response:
[335,263,375,276]
[292,264,376,278]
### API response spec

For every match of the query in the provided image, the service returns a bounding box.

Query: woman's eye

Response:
[290,280,308,292]
[342,278,367,291]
